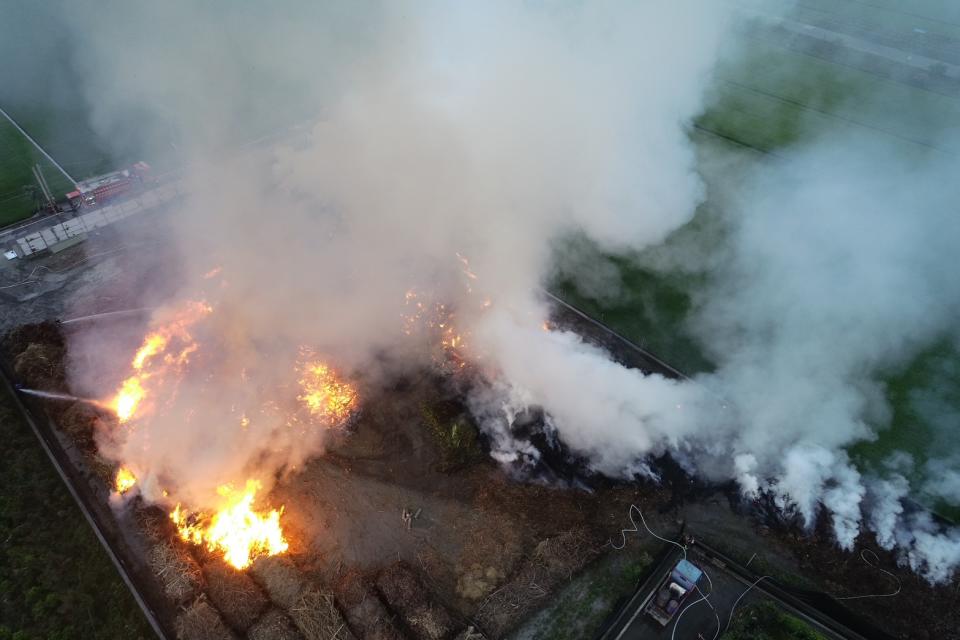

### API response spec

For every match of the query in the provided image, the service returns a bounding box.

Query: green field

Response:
[793,0,960,42]
[553,17,960,517]
[512,548,654,640]
[0,104,117,226]
[0,388,154,640]
[704,36,960,155]
[721,601,828,640]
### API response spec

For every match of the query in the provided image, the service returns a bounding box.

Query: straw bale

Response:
[13,342,66,389]
[288,586,355,640]
[376,563,456,640]
[134,503,175,544]
[250,555,308,609]
[247,608,305,640]
[57,401,99,452]
[175,597,237,640]
[334,571,405,640]
[203,558,270,632]
[3,321,64,354]
[472,528,596,639]
[148,541,203,605]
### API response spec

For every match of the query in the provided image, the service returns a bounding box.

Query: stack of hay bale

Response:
[375,563,457,640]
[472,528,596,638]
[250,555,355,640]
[334,570,406,640]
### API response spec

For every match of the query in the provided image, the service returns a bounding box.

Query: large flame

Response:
[109,301,211,423]
[171,480,288,569]
[114,377,146,423]
[104,299,343,569]
[114,467,137,494]
[297,355,358,424]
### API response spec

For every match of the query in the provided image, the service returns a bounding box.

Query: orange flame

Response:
[403,289,473,369]
[114,377,146,423]
[115,467,137,494]
[297,357,358,425]
[108,301,211,423]
[171,480,288,569]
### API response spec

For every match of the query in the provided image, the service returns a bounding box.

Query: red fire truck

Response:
[65,161,151,210]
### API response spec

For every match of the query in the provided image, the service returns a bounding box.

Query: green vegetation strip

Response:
[517,550,653,640]
[420,400,485,472]
[721,601,829,640]
[0,388,154,640]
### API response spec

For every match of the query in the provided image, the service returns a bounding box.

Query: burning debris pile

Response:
[98,298,360,571]
[9,308,960,640]
[1,304,638,639]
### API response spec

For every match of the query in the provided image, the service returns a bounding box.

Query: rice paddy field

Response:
[0,104,116,226]
[554,8,960,519]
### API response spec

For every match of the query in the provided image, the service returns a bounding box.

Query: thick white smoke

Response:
[32,0,958,583]
[53,1,733,512]
[688,135,960,580]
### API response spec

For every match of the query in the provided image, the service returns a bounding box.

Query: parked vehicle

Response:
[645,559,703,626]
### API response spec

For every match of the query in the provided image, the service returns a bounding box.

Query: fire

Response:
[115,467,137,494]
[132,333,168,369]
[403,289,472,369]
[171,480,288,569]
[114,377,146,423]
[297,358,358,424]
[108,301,211,423]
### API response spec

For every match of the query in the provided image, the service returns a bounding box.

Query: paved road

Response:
[603,547,767,640]
[771,14,960,81]
[599,541,868,640]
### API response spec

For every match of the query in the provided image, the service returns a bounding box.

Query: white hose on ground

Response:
[671,567,721,640]
[834,550,902,600]
[724,575,773,633]
[610,503,687,560]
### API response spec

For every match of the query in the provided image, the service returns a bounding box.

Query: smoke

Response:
[48,1,732,510]
[20,0,957,583]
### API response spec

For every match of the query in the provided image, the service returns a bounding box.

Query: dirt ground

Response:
[0,225,668,639]
[4,311,668,639]
[2,221,958,640]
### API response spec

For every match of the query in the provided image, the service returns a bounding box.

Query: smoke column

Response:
[10,0,956,582]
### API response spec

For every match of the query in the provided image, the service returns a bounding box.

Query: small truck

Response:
[645,558,704,626]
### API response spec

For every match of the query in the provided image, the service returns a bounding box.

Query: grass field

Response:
[553,17,960,516]
[794,0,960,41]
[705,36,960,155]
[721,601,828,640]
[0,104,116,226]
[0,388,153,640]
[513,549,654,640]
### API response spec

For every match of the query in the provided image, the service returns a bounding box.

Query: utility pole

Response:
[32,163,56,211]
[0,104,78,187]
[32,163,56,209]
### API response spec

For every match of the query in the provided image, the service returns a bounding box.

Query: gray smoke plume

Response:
[41,1,733,513]
[9,0,957,582]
